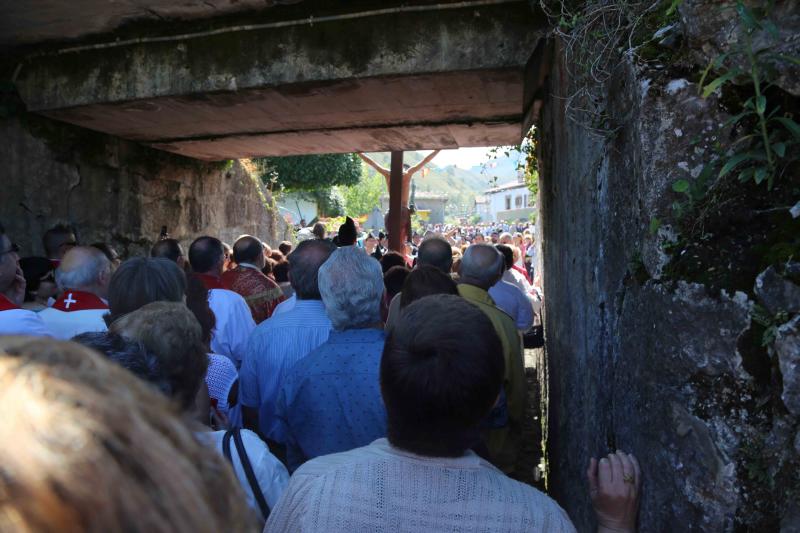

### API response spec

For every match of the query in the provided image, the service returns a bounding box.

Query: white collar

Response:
[238,262,261,271]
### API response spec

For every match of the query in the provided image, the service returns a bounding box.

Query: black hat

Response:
[338,217,357,246]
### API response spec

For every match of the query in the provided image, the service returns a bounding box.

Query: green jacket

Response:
[457,283,526,474]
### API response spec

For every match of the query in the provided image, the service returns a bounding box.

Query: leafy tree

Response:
[339,169,387,217]
[255,153,362,192]
[313,187,345,217]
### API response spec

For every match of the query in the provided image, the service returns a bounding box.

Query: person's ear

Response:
[98,266,112,288]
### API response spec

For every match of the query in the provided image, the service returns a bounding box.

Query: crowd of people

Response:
[0,219,641,532]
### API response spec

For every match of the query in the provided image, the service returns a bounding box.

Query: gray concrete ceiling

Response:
[0,0,302,48]
[11,0,546,159]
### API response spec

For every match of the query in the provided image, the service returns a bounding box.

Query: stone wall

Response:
[0,113,289,258]
[538,29,799,532]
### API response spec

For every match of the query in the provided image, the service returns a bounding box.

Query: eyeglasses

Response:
[0,243,19,257]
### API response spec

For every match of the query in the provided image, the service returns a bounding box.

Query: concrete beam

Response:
[0,0,300,49]
[14,1,547,158]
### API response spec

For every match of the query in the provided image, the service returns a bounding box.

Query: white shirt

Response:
[208,288,256,368]
[265,439,576,533]
[0,308,53,337]
[205,429,289,522]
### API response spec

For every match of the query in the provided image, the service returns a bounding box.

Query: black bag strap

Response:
[222,430,234,463]
[232,429,271,520]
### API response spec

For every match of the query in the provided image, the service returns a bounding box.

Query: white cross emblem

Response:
[63,293,77,309]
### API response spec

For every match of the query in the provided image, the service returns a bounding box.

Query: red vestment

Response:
[221,266,285,324]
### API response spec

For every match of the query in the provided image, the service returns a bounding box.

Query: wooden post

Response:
[388,151,404,252]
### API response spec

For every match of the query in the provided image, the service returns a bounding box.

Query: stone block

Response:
[775,316,800,416]
[755,266,800,316]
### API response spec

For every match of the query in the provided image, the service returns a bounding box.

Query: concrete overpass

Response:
[8,0,548,161]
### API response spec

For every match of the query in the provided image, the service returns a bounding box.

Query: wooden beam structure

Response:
[388,151,404,252]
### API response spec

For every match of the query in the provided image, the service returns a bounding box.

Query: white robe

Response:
[0,308,53,337]
[38,290,108,340]
[208,288,256,368]
[39,308,108,339]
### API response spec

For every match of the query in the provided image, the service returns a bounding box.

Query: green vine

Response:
[693,1,799,191]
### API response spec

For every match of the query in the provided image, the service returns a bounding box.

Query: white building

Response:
[474,196,491,221]
[277,192,317,225]
[482,179,535,222]
[380,192,449,225]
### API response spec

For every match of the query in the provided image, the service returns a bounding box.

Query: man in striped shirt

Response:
[240,239,336,442]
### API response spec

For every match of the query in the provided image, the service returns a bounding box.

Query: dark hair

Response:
[383,266,410,300]
[91,242,119,263]
[312,222,326,240]
[399,265,458,309]
[184,275,215,347]
[380,251,406,274]
[19,257,54,301]
[150,239,184,263]
[105,258,187,325]
[231,236,263,265]
[42,224,75,257]
[381,295,504,457]
[188,236,223,274]
[278,241,292,256]
[287,239,336,300]
[337,217,357,246]
[72,331,172,397]
[418,237,453,273]
[273,260,290,283]
[495,244,514,271]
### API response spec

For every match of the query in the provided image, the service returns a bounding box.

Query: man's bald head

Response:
[417,237,452,273]
[460,244,503,290]
[232,235,265,268]
[151,239,183,263]
[56,246,112,297]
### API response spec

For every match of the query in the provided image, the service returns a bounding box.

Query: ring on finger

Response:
[622,473,635,484]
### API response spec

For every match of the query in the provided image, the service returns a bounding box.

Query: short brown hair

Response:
[110,301,208,410]
[0,338,253,531]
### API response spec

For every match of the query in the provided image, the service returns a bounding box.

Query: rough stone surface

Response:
[755,266,800,315]
[775,316,800,416]
[783,503,800,533]
[678,0,800,96]
[0,115,289,258]
[537,37,794,531]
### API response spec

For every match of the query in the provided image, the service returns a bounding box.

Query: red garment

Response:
[52,290,108,312]
[196,273,225,290]
[511,265,531,284]
[221,266,286,324]
[0,294,20,311]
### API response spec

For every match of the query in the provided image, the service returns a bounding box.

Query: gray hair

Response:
[56,250,111,290]
[460,244,504,289]
[318,246,384,330]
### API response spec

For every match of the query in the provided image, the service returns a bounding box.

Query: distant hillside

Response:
[362,151,523,213]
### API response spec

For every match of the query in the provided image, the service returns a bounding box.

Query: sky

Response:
[418,146,520,170]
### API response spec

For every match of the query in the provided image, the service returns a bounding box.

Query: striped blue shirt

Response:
[240,299,332,437]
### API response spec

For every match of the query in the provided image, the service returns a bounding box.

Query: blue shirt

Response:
[240,300,332,438]
[274,328,387,472]
[489,280,534,332]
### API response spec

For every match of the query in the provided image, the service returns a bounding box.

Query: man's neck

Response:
[459,278,490,291]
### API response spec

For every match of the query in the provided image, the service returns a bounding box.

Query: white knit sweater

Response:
[264,438,576,533]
